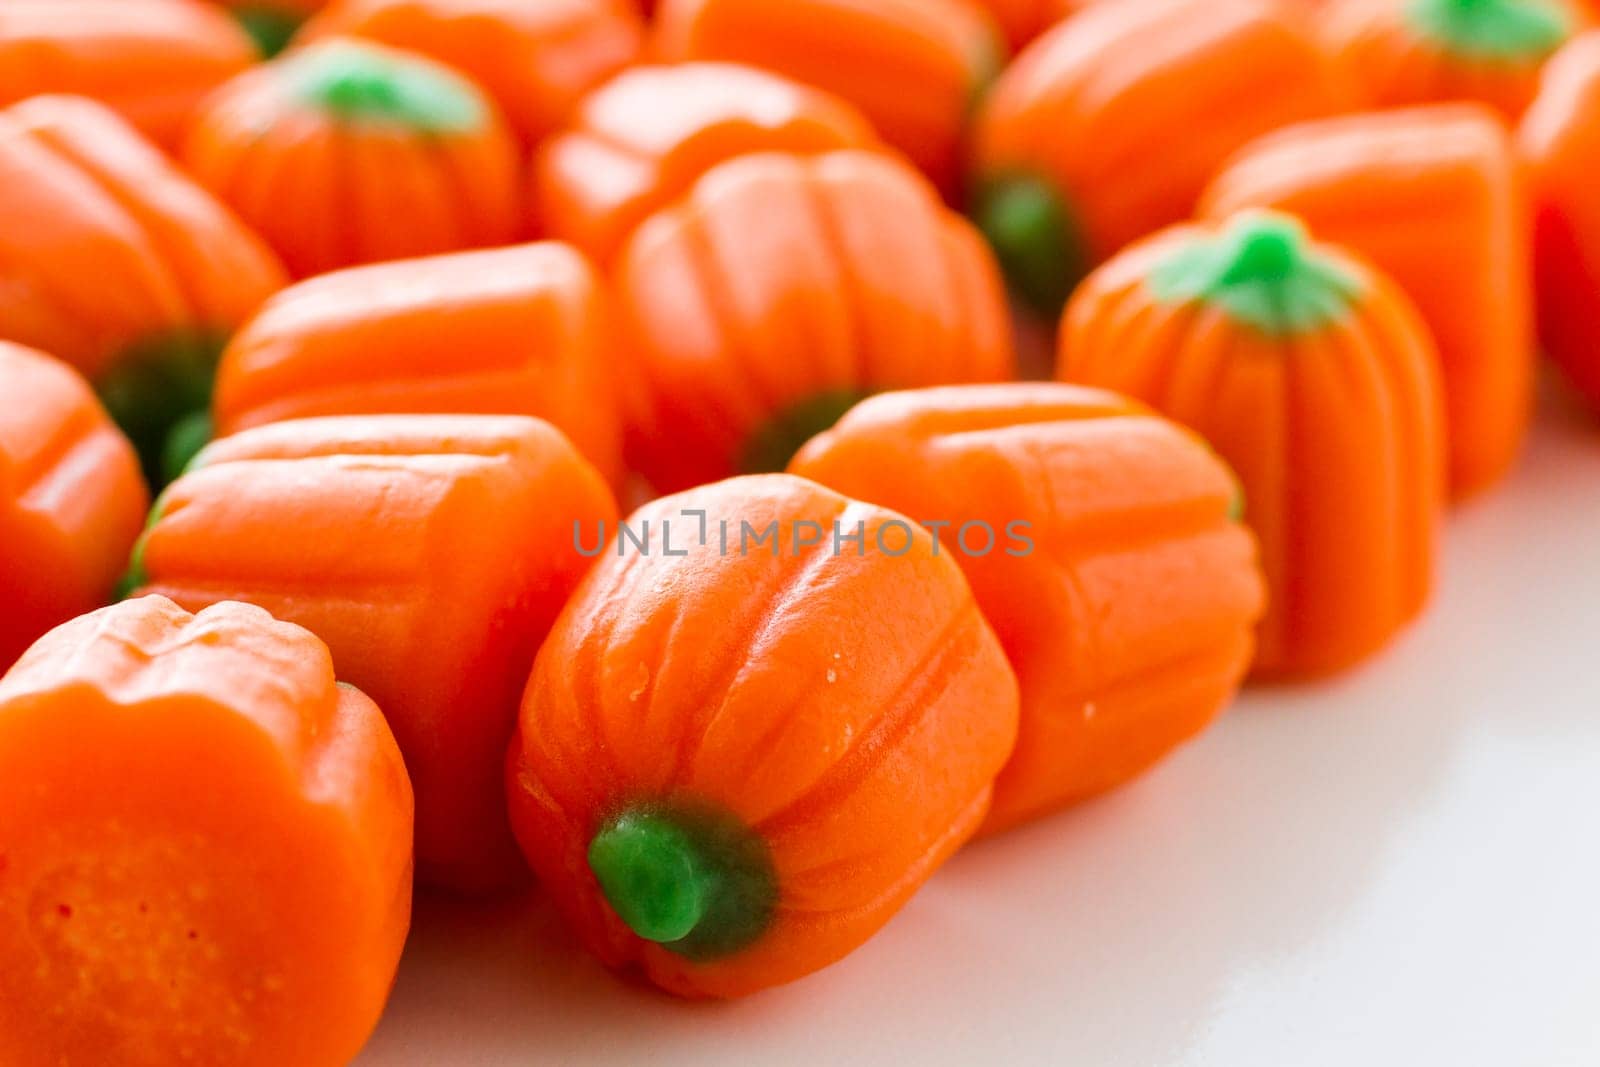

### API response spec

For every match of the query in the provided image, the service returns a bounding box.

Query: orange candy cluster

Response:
[0,0,1595,1058]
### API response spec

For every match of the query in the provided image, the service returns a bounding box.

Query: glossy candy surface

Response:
[1059,212,1446,677]
[534,62,880,264]
[127,414,618,892]
[506,474,1020,997]
[302,0,643,144]
[653,0,1006,196]
[0,0,257,148]
[1201,104,1534,497]
[971,0,1349,314]
[0,95,287,476]
[1322,0,1585,121]
[0,342,148,670]
[615,150,1015,493]
[792,383,1265,831]
[1520,31,1600,414]
[183,38,522,278]
[212,242,625,487]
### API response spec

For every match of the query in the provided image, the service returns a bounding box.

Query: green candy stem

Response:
[288,40,486,132]
[1405,0,1572,60]
[1147,210,1365,338]
[589,813,715,944]
[113,547,148,603]
[114,494,170,602]
[973,175,1087,316]
[1219,223,1301,286]
[96,333,222,491]
[232,6,303,58]
[160,411,213,487]
[742,390,867,475]
[588,804,776,960]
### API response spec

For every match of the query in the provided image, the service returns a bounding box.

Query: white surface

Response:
[359,396,1600,1067]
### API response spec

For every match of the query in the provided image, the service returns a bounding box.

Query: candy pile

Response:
[1,0,1596,1063]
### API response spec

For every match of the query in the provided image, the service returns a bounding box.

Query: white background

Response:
[360,391,1600,1067]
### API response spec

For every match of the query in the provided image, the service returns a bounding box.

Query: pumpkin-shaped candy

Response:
[1201,104,1533,497]
[791,383,1265,832]
[1520,31,1600,414]
[126,414,618,893]
[0,596,411,1067]
[505,474,1020,997]
[616,150,1015,493]
[971,0,1349,314]
[1321,0,1585,121]
[0,0,257,148]
[212,242,624,487]
[653,0,1006,197]
[1059,211,1446,678]
[0,342,149,670]
[534,62,880,265]
[0,95,287,478]
[183,37,521,279]
[301,0,643,145]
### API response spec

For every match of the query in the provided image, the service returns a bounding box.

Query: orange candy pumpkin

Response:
[182,37,521,279]
[1520,31,1600,414]
[505,474,1020,998]
[653,0,1006,196]
[301,0,643,145]
[616,150,1015,493]
[212,242,624,487]
[534,62,881,265]
[791,383,1265,832]
[1059,211,1446,678]
[0,342,148,671]
[0,596,411,1067]
[0,95,287,474]
[1321,0,1585,121]
[971,0,1350,314]
[1200,104,1533,497]
[127,414,618,893]
[0,0,257,149]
